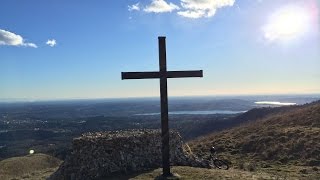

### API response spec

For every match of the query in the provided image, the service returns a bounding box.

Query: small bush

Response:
[278,136,286,143]
[279,156,289,164]
[307,159,320,166]
[22,175,31,178]
[300,169,308,174]
[312,167,318,171]
[247,163,256,172]
[261,163,271,168]
[238,161,245,170]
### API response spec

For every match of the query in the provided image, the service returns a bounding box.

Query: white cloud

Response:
[23,43,37,48]
[46,39,57,47]
[129,0,235,18]
[128,2,140,11]
[0,29,37,48]
[177,0,235,18]
[177,9,205,19]
[144,0,180,13]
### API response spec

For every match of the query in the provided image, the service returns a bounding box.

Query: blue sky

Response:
[0,0,319,100]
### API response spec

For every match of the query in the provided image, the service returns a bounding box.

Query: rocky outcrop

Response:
[50,129,206,180]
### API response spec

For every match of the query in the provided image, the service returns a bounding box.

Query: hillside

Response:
[108,166,283,180]
[0,153,62,180]
[178,102,310,141]
[189,101,320,178]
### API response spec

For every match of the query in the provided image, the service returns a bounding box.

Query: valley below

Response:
[0,95,319,179]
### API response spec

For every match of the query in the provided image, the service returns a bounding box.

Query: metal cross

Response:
[121,36,203,177]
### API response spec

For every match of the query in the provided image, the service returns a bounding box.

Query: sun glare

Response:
[263,5,312,42]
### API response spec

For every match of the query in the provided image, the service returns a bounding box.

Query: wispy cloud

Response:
[0,29,37,48]
[144,0,180,13]
[129,0,235,19]
[128,2,140,11]
[46,39,57,47]
[177,0,235,18]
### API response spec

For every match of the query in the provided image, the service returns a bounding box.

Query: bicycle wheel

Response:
[213,159,229,170]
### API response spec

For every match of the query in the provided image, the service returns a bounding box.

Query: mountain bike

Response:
[209,146,229,170]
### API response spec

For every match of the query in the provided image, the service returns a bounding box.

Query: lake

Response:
[135,110,247,116]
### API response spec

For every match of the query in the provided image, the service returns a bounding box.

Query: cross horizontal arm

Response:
[122,70,203,80]
[122,71,160,79]
[166,70,203,78]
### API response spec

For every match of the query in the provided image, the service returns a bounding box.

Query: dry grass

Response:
[0,153,62,180]
[108,166,283,180]
[188,102,320,179]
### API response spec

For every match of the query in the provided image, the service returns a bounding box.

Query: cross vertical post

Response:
[159,37,170,176]
[121,36,203,178]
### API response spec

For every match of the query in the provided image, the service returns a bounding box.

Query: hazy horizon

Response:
[1,93,319,103]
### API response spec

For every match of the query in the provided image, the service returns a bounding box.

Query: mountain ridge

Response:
[189,100,320,178]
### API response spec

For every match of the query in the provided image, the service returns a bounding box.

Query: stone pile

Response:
[50,129,206,180]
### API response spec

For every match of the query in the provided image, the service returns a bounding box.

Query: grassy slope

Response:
[109,166,282,180]
[189,101,320,179]
[0,153,283,180]
[0,153,62,180]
